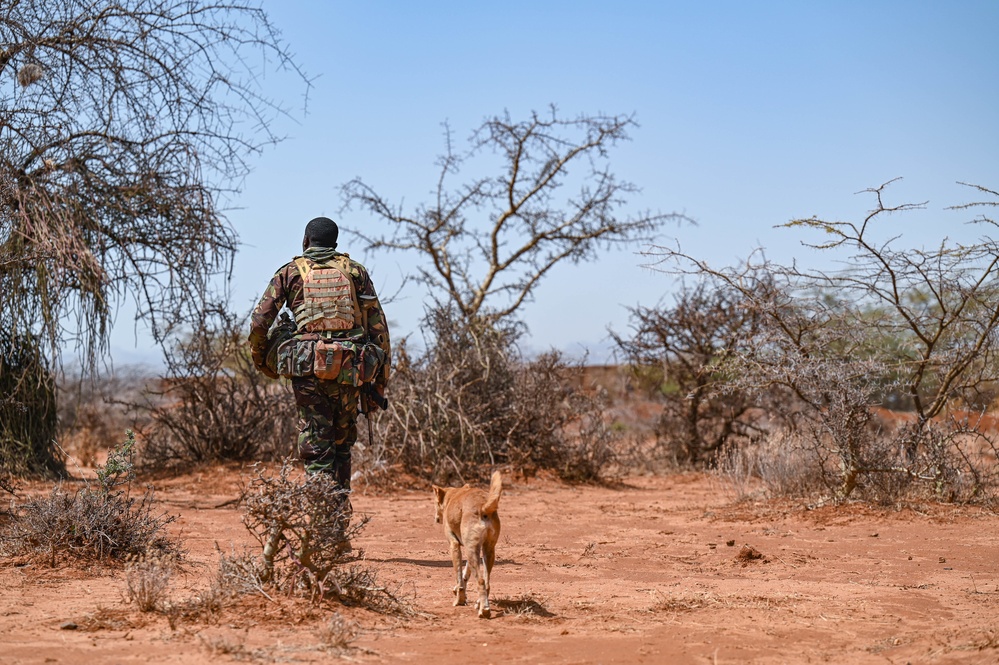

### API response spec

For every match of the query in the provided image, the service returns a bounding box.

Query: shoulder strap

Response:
[332,255,364,327]
[293,257,312,281]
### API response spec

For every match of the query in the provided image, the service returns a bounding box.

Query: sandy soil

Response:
[2,465,998,665]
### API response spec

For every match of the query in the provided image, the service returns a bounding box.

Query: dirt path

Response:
[2,468,998,664]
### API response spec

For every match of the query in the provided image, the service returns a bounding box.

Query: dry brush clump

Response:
[135,308,297,469]
[239,461,413,614]
[317,612,361,653]
[371,306,618,484]
[611,281,767,469]
[0,431,178,565]
[124,551,177,612]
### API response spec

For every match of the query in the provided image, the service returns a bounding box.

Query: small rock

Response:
[59,622,78,631]
[870,533,879,538]
[938,557,947,563]
[726,540,736,547]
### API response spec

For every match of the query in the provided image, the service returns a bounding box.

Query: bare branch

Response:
[340,106,689,323]
[0,0,311,372]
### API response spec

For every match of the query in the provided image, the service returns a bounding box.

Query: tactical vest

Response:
[291,254,363,333]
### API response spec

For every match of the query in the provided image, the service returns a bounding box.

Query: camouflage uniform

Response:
[248,246,391,489]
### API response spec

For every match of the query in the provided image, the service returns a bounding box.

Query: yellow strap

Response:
[293,257,312,282]
[333,255,364,326]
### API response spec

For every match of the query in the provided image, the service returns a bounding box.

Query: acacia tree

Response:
[340,108,671,481]
[0,0,308,475]
[1,0,308,365]
[611,281,766,467]
[340,106,686,323]
[648,180,999,502]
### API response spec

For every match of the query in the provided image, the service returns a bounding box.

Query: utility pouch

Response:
[264,312,297,376]
[359,343,385,384]
[275,334,317,377]
[314,338,345,381]
[314,338,360,385]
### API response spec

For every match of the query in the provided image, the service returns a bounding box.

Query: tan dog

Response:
[432,471,502,618]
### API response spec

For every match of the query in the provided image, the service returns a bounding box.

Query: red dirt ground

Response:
[3,466,998,664]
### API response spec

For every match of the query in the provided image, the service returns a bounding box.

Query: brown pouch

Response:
[314,339,345,381]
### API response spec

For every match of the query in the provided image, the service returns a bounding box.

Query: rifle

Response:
[362,384,388,411]
[360,384,388,449]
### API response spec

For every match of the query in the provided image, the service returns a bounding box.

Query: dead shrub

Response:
[648,181,999,505]
[124,551,176,612]
[0,431,178,565]
[239,461,413,613]
[374,306,619,484]
[160,548,253,628]
[79,606,138,632]
[717,429,825,501]
[197,632,249,658]
[242,461,359,588]
[317,612,360,652]
[135,307,297,469]
[611,281,765,469]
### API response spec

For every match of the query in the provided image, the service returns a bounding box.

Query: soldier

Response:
[248,216,391,515]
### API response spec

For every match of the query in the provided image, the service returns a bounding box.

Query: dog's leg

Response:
[480,544,496,618]
[468,545,490,619]
[449,538,466,606]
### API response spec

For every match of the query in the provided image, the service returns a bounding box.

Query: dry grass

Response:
[124,551,176,612]
[648,589,796,615]
[79,606,140,632]
[495,594,556,618]
[317,612,360,653]
[197,631,249,658]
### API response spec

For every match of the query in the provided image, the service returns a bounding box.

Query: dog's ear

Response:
[432,485,446,503]
[432,485,446,523]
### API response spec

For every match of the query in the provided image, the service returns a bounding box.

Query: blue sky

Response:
[110,1,999,366]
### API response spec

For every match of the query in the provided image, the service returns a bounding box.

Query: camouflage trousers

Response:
[291,376,360,491]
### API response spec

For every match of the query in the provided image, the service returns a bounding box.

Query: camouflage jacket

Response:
[248,246,391,392]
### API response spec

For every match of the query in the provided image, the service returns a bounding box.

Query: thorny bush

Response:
[611,280,766,468]
[371,306,617,484]
[240,461,412,613]
[136,307,297,469]
[1,431,178,565]
[649,181,999,505]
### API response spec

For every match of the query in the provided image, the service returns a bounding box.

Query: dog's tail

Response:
[481,470,502,516]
